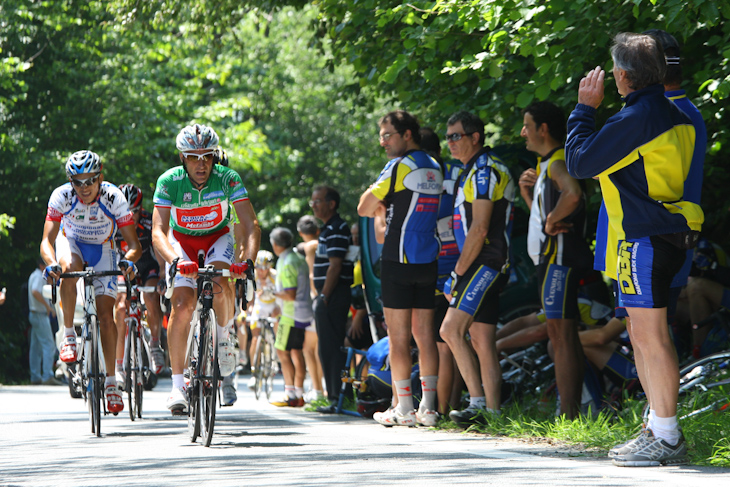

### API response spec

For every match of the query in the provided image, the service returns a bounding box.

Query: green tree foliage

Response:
[0,1,386,382]
[312,0,730,233]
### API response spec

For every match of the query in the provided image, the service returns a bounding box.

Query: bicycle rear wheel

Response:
[200,309,219,447]
[89,316,102,437]
[128,324,144,420]
[126,323,136,420]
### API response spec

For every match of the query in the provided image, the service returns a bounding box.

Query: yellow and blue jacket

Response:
[566,84,703,246]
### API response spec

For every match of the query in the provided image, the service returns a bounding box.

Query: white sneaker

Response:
[373,407,417,427]
[166,386,188,413]
[218,339,236,376]
[247,375,257,391]
[416,408,439,427]
[304,389,325,403]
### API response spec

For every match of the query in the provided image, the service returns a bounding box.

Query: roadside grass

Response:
[437,393,730,467]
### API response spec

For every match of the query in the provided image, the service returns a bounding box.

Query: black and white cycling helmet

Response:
[216,148,229,167]
[175,123,219,152]
[65,150,102,178]
[119,184,143,211]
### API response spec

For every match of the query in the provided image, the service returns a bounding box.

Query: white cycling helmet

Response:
[65,150,102,178]
[175,124,219,152]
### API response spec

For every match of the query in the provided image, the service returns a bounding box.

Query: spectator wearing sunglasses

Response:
[40,150,142,415]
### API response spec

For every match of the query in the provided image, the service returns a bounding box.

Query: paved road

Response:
[1,376,728,486]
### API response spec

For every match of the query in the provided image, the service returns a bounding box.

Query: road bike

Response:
[167,261,252,447]
[249,316,279,401]
[121,281,157,421]
[53,268,125,437]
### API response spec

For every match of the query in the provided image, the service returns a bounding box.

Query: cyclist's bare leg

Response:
[412,308,438,377]
[469,322,501,410]
[626,307,678,419]
[303,331,324,393]
[547,317,584,418]
[168,287,195,376]
[114,292,127,370]
[436,342,455,414]
[58,253,83,331]
[97,294,118,377]
[626,317,650,408]
[383,307,414,385]
[441,308,484,402]
[277,349,296,387]
[249,326,261,369]
[143,277,163,342]
[292,348,306,389]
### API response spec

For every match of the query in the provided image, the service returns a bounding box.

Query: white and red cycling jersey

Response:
[46,181,134,246]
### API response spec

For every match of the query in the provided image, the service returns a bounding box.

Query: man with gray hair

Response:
[566,32,703,467]
[269,227,312,407]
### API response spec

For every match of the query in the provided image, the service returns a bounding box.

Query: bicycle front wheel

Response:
[187,321,200,443]
[200,309,219,447]
[264,332,276,400]
[130,324,144,419]
[89,316,102,437]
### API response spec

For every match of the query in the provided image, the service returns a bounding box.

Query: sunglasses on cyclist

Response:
[70,174,100,188]
[445,132,475,142]
[182,151,216,161]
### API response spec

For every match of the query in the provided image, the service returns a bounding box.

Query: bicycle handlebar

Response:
[51,269,127,304]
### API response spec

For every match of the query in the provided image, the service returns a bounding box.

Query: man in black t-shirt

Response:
[310,185,353,410]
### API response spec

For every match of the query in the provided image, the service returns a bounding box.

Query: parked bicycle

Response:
[249,316,279,401]
[166,259,253,447]
[52,268,126,437]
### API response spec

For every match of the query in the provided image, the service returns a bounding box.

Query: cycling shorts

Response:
[56,235,119,298]
[275,321,305,351]
[604,348,638,381]
[616,236,685,309]
[610,280,628,318]
[449,262,507,325]
[250,301,278,327]
[136,254,160,284]
[380,261,437,310]
[537,263,580,320]
[166,230,235,290]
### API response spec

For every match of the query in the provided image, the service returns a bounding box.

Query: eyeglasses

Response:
[309,199,324,207]
[70,174,100,188]
[379,132,399,142]
[445,132,476,142]
[182,151,215,161]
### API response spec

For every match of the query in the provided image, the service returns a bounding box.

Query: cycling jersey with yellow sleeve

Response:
[453,147,515,270]
[370,149,443,264]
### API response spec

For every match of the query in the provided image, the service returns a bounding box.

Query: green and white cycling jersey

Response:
[153,165,249,236]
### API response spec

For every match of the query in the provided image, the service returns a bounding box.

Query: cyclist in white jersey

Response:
[41,150,142,414]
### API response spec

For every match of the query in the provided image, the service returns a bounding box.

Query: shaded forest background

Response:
[1,0,728,382]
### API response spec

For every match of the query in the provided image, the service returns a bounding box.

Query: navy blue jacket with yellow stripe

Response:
[565,84,703,242]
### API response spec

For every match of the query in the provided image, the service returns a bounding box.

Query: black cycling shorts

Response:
[380,260,437,310]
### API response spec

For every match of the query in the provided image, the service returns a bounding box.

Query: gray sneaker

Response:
[221,375,237,406]
[608,425,648,458]
[612,428,688,467]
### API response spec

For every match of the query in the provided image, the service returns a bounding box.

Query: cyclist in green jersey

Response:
[152,123,261,413]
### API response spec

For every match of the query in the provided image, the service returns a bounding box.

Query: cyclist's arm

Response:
[118,223,142,263]
[357,188,381,218]
[232,200,261,263]
[40,220,61,271]
[151,206,177,264]
[545,160,582,236]
[454,198,493,276]
[495,322,548,353]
